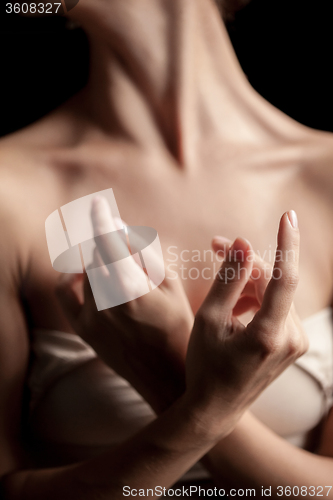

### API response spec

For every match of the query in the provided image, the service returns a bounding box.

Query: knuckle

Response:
[247,326,273,356]
[282,270,299,290]
[290,235,300,251]
[216,262,248,285]
[248,318,308,363]
[249,316,271,337]
[281,325,308,360]
[285,335,302,358]
[248,319,282,356]
[216,266,237,283]
[258,336,282,357]
[195,306,220,331]
[292,330,309,357]
[195,308,213,328]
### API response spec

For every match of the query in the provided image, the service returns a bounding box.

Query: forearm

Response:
[1,395,223,500]
[204,412,333,498]
[122,339,187,414]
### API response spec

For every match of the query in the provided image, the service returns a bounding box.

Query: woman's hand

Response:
[57,201,307,427]
[184,211,309,436]
[57,196,194,412]
[211,233,304,331]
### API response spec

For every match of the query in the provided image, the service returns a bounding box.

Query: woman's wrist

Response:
[179,390,241,445]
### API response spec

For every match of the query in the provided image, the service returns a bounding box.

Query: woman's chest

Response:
[26,152,333,326]
[72,155,332,314]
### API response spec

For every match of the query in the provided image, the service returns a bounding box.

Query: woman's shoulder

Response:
[0,160,34,283]
[0,138,46,216]
[0,129,66,275]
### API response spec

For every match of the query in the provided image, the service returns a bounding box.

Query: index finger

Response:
[88,197,151,310]
[254,211,300,326]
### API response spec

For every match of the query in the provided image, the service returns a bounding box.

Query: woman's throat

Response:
[75,0,288,168]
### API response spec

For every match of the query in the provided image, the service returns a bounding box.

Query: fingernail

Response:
[287,210,298,229]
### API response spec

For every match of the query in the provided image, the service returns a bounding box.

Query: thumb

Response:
[202,237,254,319]
[212,235,271,305]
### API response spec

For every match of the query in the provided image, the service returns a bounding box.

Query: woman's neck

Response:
[70,0,311,166]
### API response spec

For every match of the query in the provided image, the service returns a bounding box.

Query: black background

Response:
[0,0,332,138]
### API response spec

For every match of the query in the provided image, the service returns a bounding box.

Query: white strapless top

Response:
[27,307,333,479]
[251,307,333,447]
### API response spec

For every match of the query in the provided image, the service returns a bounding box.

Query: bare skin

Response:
[0,0,333,495]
